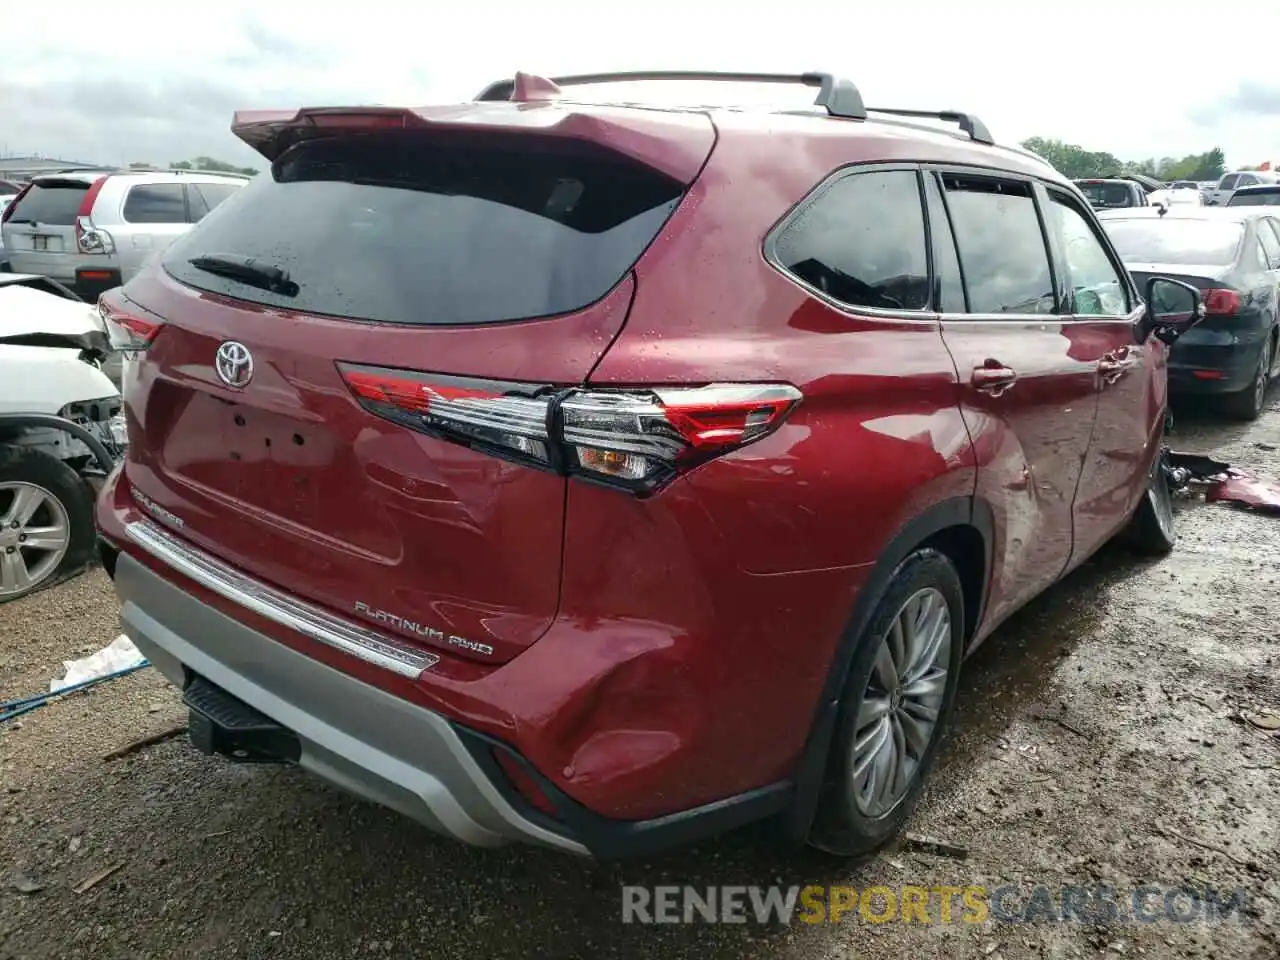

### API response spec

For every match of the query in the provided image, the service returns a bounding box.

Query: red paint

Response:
[97,100,1167,822]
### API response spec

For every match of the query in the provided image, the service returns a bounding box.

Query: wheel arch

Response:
[0,413,116,474]
[780,495,992,843]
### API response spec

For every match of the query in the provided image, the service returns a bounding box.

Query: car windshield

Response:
[1227,189,1280,207]
[1103,219,1243,266]
[1078,182,1134,208]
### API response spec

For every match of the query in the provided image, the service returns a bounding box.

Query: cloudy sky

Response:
[2,0,1275,171]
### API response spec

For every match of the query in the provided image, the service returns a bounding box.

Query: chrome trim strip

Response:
[124,519,440,678]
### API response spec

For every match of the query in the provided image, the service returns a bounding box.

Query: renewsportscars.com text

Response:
[621,884,1249,925]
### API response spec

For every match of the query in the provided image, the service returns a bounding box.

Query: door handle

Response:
[971,363,1018,396]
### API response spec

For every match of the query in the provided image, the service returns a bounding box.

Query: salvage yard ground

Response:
[2,405,1278,960]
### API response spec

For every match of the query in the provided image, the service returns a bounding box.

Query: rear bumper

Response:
[112,546,590,854]
[4,251,120,299]
[1167,332,1265,396]
[96,477,797,857]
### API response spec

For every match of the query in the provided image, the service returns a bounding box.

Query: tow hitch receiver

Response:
[182,674,300,763]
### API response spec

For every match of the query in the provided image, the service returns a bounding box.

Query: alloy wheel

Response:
[1255,339,1272,412]
[0,482,71,598]
[851,587,951,818]
[1148,451,1175,542]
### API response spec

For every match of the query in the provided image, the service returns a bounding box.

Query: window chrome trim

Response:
[124,519,440,678]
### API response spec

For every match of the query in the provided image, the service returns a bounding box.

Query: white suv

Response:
[1207,169,1279,206]
[0,169,248,300]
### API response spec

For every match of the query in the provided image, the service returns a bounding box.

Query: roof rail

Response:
[474,70,868,121]
[157,168,253,179]
[864,107,993,145]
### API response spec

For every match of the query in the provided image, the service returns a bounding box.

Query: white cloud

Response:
[2,0,1274,169]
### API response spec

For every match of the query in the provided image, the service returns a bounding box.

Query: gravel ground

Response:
[2,400,1279,960]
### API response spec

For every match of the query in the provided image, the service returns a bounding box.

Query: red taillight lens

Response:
[337,364,802,495]
[1,184,31,223]
[99,300,162,353]
[1203,288,1241,315]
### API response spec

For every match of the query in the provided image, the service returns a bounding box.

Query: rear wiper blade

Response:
[188,254,298,296]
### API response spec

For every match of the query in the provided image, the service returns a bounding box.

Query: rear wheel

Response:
[1125,446,1176,556]
[1222,335,1273,421]
[0,446,96,603]
[807,549,965,857]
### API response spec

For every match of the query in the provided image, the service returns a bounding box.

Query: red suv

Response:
[95,71,1203,858]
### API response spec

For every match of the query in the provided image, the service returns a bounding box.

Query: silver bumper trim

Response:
[124,518,439,678]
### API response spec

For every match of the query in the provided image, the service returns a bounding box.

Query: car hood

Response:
[0,276,109,355]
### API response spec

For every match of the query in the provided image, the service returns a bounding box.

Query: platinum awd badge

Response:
[353,601,495,657]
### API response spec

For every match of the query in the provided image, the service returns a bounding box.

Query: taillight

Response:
[74,177,113,255]
[99,300,162,353]
[338,364,802,496]
[1,184,31,223]
[1203,288,1241,315]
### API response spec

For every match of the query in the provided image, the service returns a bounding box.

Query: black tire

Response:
[1221,335,1272,421]
[1125,446,1176,557]
[807,548,965,857]
[0,445,97,604]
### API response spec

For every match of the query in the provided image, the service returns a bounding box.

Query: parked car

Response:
[1075,178,1150,210]
[95,70,1203,859]
[1149,184,1203,209]
[1227,183,1280,208]
[1,274,124,601]
[0,170,248,301]
[1099,206,1280,419]
[1206,170,1279,206]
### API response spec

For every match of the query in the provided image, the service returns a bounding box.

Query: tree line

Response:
[1020,137,1230,182]
[168,156,259,176]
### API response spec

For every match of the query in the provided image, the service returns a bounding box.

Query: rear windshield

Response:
[162,133,685,326]
[1078,182,1135,208]
[1227,189,1280,207]
[1102,219,1244,266]
[3,181,93,225]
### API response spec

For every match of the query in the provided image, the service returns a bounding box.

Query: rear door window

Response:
[3,181,92,225]
[123,184,188,224]
[941,175,1056,315]
[162,133,684,326]
[771,168,930,311]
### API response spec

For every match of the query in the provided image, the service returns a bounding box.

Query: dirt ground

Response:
[1,401,1278,960]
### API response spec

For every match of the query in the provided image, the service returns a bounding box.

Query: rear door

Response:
[114,182,195,280]
[930,170,1098,630]
[1044,189,1156,565]
[110,111,713,664]
[0,176,97,277]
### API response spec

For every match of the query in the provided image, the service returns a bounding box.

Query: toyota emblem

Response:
[215,341,254,388]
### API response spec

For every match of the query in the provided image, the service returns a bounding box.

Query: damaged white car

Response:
[0,275,124,602]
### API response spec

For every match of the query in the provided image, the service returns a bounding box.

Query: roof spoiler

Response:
[230,104,714,182]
